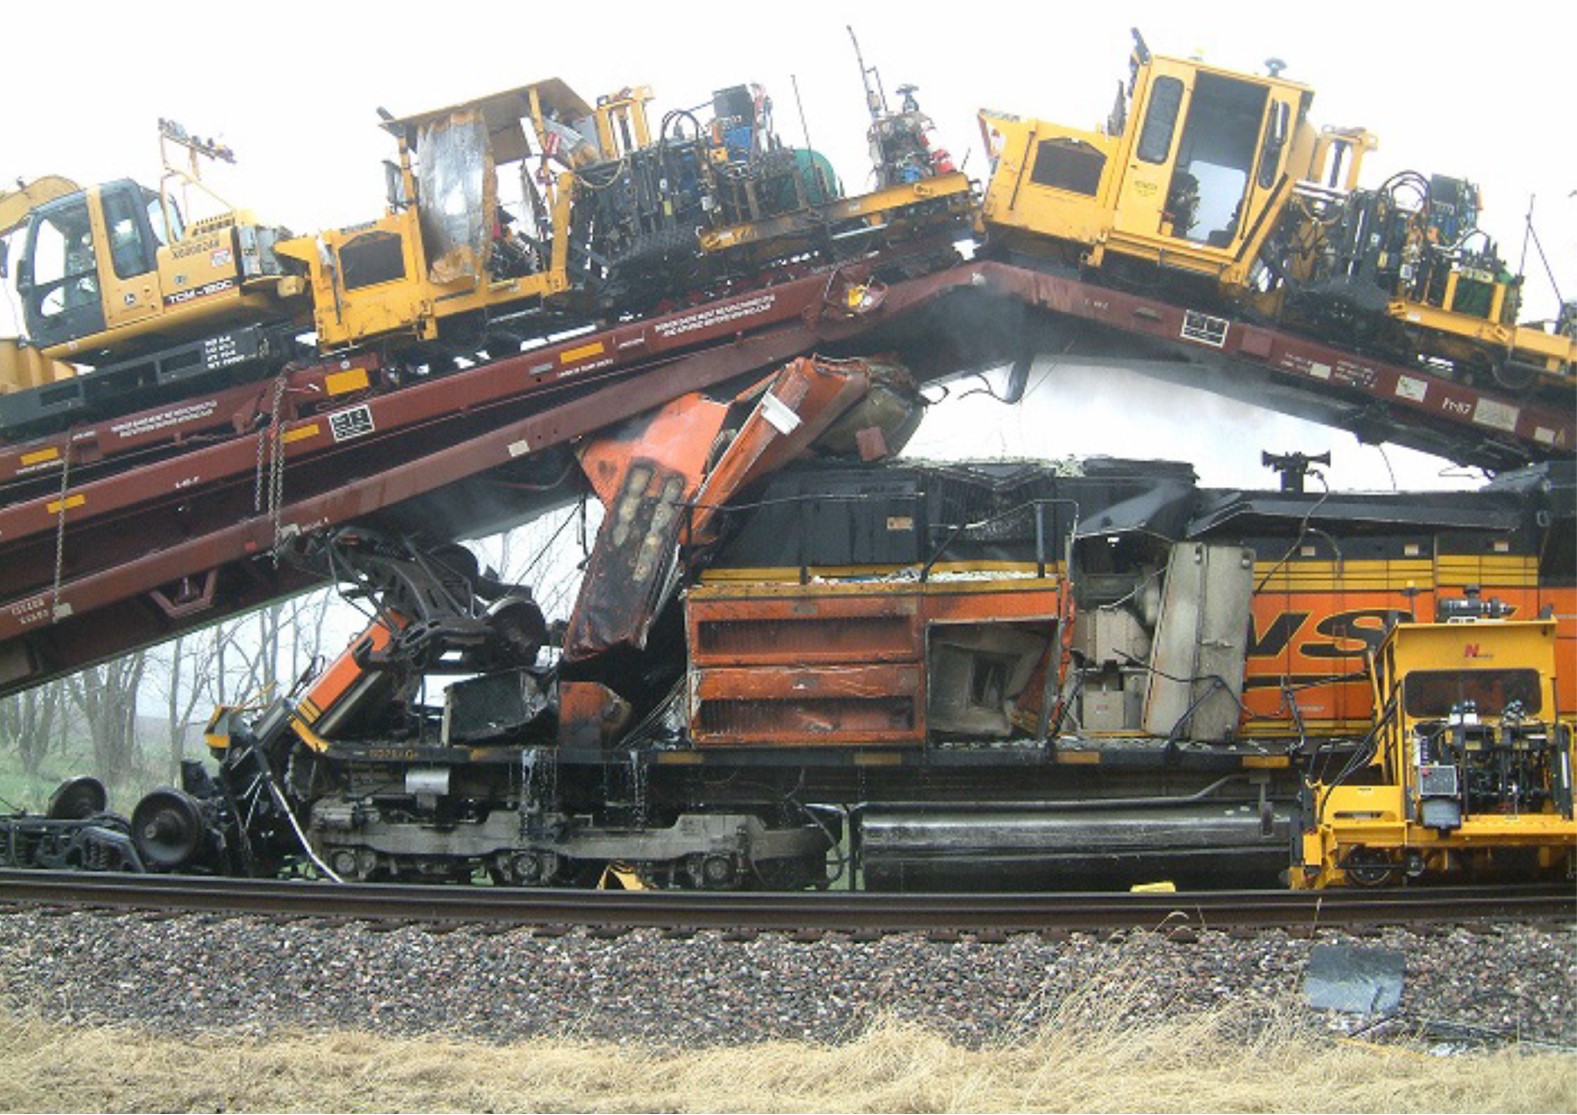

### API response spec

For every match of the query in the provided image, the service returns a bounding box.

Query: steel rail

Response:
[0,871,1570,933]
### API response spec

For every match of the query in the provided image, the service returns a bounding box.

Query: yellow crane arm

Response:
[0,175,80,239]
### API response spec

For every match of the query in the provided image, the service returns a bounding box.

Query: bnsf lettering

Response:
[1302,609,1408,659]
[1246,608,1409,659]
[1247,612,1307,658]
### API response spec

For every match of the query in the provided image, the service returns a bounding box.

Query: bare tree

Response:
[284,588,336,689]
[67,651,148,791]
[472,502,593,623]
[149,633,219,784]
[0,679,66,783]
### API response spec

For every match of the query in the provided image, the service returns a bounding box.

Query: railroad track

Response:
[1,871,1571,933]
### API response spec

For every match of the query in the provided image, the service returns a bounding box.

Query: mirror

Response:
[384,160,407,210]
[1270,101,1290,148]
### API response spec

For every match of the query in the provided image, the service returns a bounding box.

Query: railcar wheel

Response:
[495,850,561,886]
[1343,848,1398,888]
[685,852,738,889]
[1491,358,1539,393]
[130,789,205,869]
[47,776,108,821]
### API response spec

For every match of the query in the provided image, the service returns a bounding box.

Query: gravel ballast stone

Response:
[0,908,1571,1047]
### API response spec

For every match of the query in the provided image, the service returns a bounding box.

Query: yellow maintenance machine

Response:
[978,31,1574,392]
[2,56,971,432]
[274,79,601,355]
[1297,592,1576,887]
[278,73,973,355]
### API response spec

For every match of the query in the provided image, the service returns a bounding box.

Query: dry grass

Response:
[2,995,1573,1114]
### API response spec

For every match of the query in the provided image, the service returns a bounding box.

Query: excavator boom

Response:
[0,176,79,239]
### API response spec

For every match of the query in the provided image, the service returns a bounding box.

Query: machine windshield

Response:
[1403,668,1543,718]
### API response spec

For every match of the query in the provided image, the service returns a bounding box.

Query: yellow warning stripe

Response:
[20,447,60,467]
[324,368,370,395]
[560,340,605,364]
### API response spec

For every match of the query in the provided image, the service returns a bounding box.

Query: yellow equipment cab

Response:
[1298,592,1576,887]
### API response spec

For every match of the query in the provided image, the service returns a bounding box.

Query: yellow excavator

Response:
[5,123,305,367]
[0,124,310,433]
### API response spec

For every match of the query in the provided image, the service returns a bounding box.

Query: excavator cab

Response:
[16,180,175,354]
[1116,61,1300,251]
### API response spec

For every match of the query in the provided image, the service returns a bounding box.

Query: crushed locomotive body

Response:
[1,33,1573,892]
[30,450,1567,890]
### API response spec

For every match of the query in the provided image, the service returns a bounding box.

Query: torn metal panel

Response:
[417,111,495,284]
[565,458,688,660]
[1142,542,1255,742]
[565,390,733,660]
[686,580,1059,746]
[926,624,1050,737]
[1304,944,1405,1015]
[688,357,888,546]
[812,375,924,461]
[556,681,632,748]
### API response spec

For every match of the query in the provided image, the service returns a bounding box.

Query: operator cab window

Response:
[20,193,108,348]
[1166,73,1267,247]
[1136,76,1183,164]
[145,188,183,246]
[101,184,158,279]
[28,200,97,315]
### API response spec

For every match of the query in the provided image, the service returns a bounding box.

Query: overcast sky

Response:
[5,0,1570,492]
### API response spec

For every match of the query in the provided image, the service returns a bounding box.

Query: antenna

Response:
[790,73,814,153]
[1518,194,1568,310]
[848,25,887,121]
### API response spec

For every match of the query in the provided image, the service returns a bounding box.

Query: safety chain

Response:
[251,373,290,562]
[49,440,72,622]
